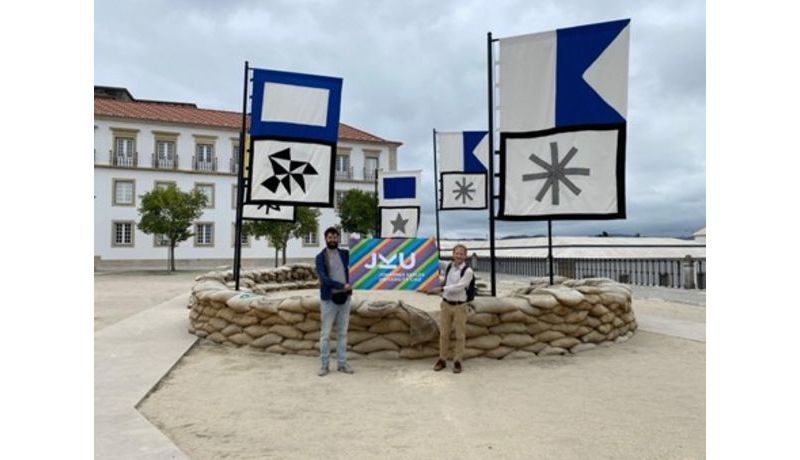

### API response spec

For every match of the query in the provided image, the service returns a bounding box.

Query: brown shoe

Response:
[453,361,462,374]
[433,359,446,371]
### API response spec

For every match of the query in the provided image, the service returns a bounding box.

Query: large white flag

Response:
[497,19,629,220]
[380,207,420,238]
[242,202,295,222]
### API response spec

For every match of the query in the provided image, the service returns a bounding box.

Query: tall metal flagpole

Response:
[487,32,498,297]
[547,220,554,285]
[432,129,442,257]
[374,169,380,237]
[233,60,250,291]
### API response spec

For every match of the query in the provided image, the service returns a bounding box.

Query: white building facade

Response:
[94,87,401,269]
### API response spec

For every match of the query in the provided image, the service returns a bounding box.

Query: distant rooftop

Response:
[94,85,402,146]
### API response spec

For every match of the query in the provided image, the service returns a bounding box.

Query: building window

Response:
[364,156,379,180]
[112,221,134,247]
[230,142,240,173]
[112,179,135,206]
[115,137,135,157]
[335,153,351,179]
[232,224,250,247]
[335,190,347,206]
[302,231,319,247]
[155,139,177,169]
[154,234,170,247]
[195,223,214,247]
[340,230,350,247]
[232,184,237,209]
[195,183,215,208]
[155,180,177,191]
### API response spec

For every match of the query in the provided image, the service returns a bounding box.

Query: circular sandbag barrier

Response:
[188,264,637,359]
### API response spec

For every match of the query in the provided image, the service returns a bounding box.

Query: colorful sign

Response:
[348,238,441,291]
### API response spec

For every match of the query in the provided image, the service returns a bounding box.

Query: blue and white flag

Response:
[249,68,343,144]
[497,19,629,221]
[378,170,421,207]
[498,19,629,132]
[437,131,488,173]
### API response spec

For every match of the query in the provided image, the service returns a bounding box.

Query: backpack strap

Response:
[443,262,452,286]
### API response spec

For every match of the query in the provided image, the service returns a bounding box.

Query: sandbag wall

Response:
[188,265,637,359]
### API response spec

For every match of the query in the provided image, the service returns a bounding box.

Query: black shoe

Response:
[433,359,446,371]
[453,361,462,374]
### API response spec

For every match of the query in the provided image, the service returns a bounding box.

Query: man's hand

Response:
[344,283,352,291]
[424,286,442,295]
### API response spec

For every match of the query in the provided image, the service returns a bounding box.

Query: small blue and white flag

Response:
[497,19,629,221]
[437,131,489,173]
[378,170,421,208]
[249,68,343,144]
[498,19,630,132]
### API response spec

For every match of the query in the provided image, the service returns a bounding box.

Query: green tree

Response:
[242,207,321,267]
[336,189,377,238]
[137,184,207,271]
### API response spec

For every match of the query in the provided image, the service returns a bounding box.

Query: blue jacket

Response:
[315,248,350,301]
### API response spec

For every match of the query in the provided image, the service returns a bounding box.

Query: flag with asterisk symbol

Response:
[436,131,488,210]
[379,207,420,238]
[496,19,629,220]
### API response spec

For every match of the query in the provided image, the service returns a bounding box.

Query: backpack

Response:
[444,262,476,302]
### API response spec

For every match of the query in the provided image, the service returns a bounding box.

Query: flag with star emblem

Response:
[379,207,420,238]
[497,19,629,220]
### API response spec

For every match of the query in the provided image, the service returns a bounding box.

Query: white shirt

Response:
[442,261,473,303]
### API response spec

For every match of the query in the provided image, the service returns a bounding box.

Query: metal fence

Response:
[442,255,706,290]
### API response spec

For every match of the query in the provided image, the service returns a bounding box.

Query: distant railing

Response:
[363,168,378,181]
[152,153,179,170]
[109,150,138,167]
[335,167,353,180]
[193,156,217,172]
[441,254,706,290]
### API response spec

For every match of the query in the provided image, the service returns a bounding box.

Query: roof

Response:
[94,96,402,146]
[692,227,706,237]
[439,236,706,260]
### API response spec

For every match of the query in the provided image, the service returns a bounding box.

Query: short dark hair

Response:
[324,227,339,237]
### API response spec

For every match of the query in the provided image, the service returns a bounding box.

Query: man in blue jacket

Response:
[314,227,354,377]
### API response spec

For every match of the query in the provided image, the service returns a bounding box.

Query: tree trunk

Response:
[169,242,176,272]
[274,247,279,268]
[282,245,287,266]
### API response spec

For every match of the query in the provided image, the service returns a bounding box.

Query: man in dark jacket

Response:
[314,227,354,376]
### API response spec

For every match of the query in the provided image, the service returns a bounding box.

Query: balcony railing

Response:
[335,167,353,180]
[193,156,218,172]
[152,153,179,170]
[363,167,378,181]
[109,150,138,167]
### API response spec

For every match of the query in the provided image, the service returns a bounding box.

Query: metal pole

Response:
[487,32,497,297]
[374,169,380,237]
[233,60,250,290]
[547,220,554,285]
[432,129,441,257]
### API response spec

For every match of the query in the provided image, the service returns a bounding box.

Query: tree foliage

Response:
[137,184,207,271]
[242,207,321,266]
[336,189,377,237]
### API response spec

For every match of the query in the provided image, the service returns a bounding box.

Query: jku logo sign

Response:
[364,252,417,270]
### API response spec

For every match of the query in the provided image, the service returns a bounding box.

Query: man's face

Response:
[325,232,339,249]
[452,247,466,265]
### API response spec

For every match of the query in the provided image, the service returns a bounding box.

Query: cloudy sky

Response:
[95,0,705,239]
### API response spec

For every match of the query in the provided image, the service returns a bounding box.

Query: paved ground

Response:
[95,269,706,459]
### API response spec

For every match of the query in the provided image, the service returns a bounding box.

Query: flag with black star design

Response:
[379,207,419,238]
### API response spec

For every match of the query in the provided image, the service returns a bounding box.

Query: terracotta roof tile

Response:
[94,97,401,145]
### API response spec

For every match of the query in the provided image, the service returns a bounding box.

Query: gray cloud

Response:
[96,0,705,238]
